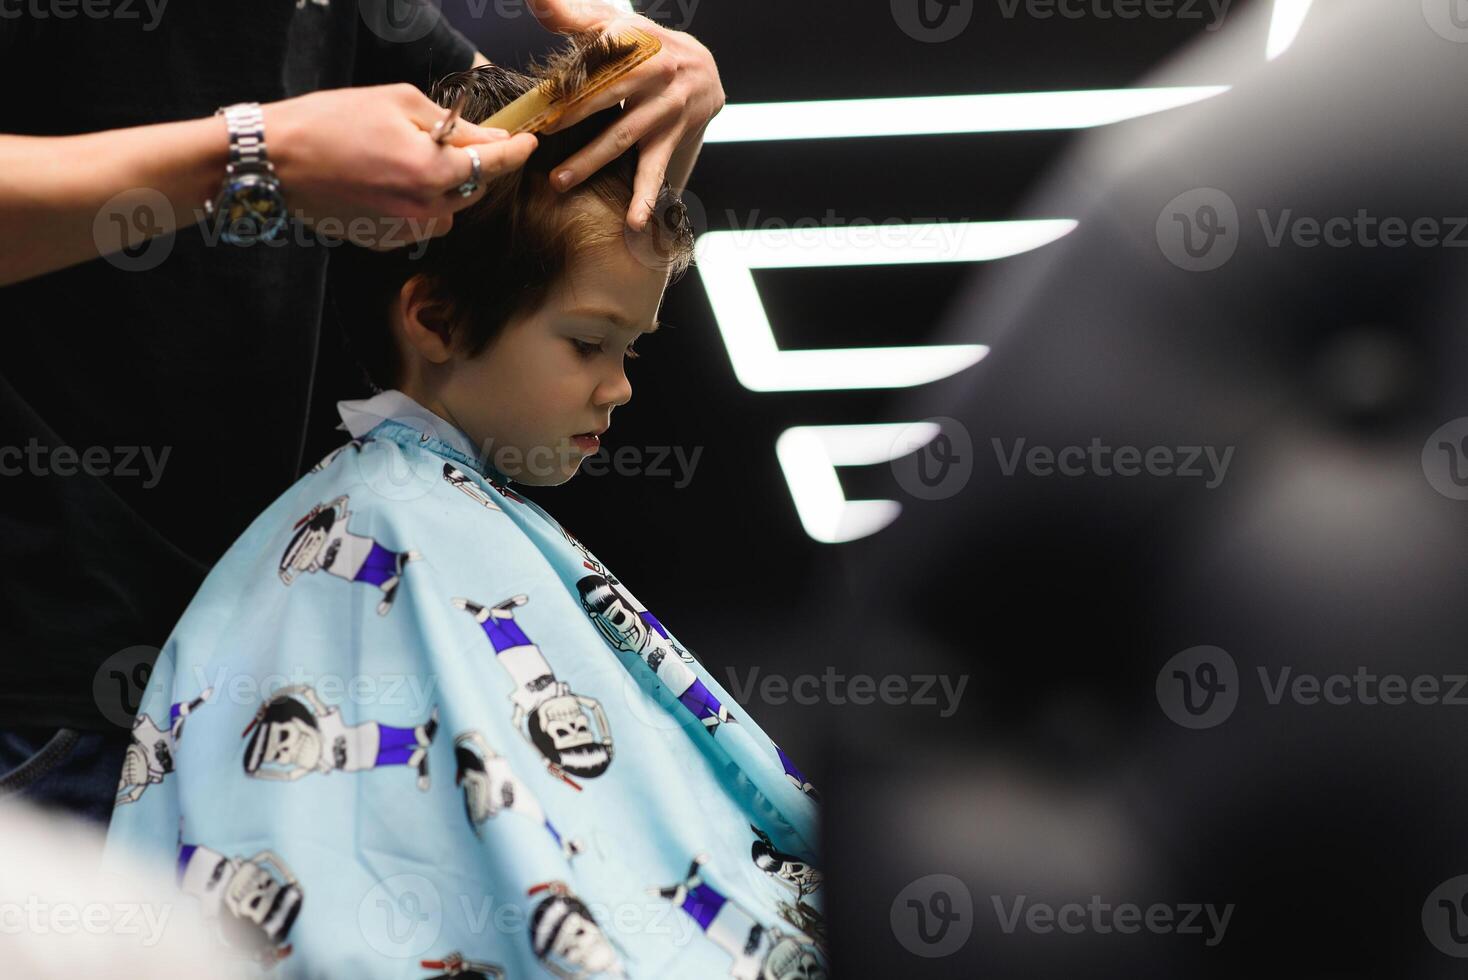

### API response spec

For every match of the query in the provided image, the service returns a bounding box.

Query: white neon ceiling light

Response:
[698,0,1307,543]
[704,86,1230,144]
[695,219,1075,392]
[1266,0,1314,60]
[777,423,941,544]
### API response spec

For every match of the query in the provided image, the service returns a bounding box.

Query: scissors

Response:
[431,87,473,145]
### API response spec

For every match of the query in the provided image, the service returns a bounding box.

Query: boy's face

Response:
[440,213,669,487]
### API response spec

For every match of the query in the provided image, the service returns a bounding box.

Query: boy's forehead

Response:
[563,304,661,334]
[553,253,667,333]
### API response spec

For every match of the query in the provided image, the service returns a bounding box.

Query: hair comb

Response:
[481,27,662,135]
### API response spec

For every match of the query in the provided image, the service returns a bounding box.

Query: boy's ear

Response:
[395,274,458,365]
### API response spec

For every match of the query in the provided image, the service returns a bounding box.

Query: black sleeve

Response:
[353,2,478,92]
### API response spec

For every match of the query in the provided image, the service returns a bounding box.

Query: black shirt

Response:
[0,2,476,730]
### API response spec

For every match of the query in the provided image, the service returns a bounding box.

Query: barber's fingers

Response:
[626,125,682,231]
[397,83,507,145]
[429,134,538,211]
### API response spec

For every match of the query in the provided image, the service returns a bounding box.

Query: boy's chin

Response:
[506,463,579,488]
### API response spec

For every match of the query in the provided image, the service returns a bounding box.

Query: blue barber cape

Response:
[104,391,826,980]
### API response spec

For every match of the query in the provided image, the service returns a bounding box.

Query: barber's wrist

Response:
[204,101,289,244]
[258,100,299,198]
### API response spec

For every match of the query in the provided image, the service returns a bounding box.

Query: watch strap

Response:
[216,102,274,176]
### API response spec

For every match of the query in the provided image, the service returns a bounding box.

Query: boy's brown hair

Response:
[330,41,696,391]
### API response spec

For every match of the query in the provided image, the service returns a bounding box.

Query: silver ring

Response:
[456,145,482,198]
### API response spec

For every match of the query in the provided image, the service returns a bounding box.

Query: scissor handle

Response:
[431,88,473,145]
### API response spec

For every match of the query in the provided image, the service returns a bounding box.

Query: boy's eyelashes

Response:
[569,338,640,360]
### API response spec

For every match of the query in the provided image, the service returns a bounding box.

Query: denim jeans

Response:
[0,726,132,826]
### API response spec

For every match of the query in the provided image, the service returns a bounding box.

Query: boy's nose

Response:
[598,370,632,409]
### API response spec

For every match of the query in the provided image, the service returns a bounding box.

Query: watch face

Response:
[219,173,287,245]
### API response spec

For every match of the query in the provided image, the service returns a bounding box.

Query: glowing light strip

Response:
[694,220,1074,392]
[776,424,941,544]
[704,86,1229,143]
[1266,0,1314,60]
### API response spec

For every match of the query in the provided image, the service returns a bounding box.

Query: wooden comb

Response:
[481,27,662,135]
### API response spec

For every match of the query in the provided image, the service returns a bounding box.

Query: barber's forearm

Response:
[0,117,227,288]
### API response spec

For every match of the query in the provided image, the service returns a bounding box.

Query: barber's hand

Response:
[261,84,539,251]
[529,0,725,230]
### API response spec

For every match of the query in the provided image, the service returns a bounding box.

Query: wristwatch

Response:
[204,102,288,246]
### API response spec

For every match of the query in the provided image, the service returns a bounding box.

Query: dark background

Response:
[307,0,1288,773]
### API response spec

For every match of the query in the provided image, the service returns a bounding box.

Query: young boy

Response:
[104,57,826,980]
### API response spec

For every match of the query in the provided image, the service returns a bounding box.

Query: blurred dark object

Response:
[816,2,1468,976]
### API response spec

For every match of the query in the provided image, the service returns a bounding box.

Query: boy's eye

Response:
[571,338,640,360]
